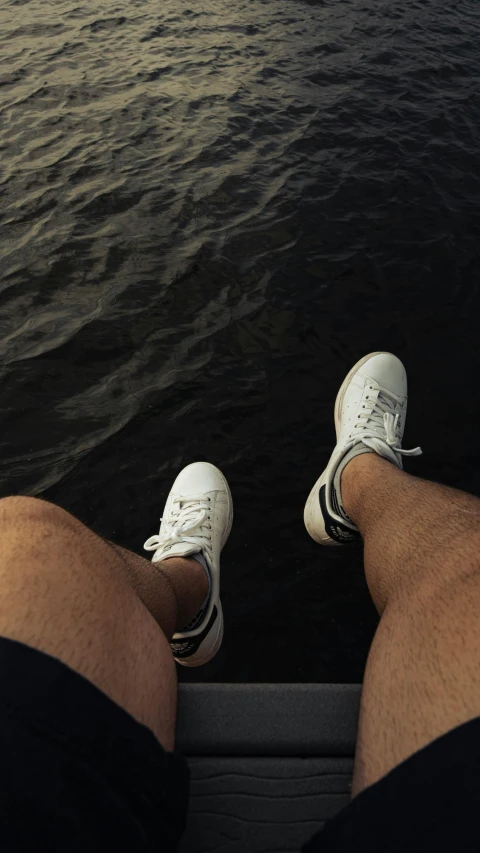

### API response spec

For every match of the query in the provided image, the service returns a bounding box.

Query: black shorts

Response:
[2,636,480,853]
[305,715,480,853]
[0,637,189,852]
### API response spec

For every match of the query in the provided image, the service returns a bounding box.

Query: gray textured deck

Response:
[177,684,361,853]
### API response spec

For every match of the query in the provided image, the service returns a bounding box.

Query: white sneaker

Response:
[144,462,233,666]
[304,352,422,546]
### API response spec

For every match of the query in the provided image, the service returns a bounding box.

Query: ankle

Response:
[341,453,395,527]
[159,556,209,632]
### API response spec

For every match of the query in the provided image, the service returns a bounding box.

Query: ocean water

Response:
[1,0,480,682]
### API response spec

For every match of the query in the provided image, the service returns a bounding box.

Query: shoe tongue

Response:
[153,542,202,562]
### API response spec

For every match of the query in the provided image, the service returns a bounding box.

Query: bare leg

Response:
[0,496,207,751]
[341,454,480,795]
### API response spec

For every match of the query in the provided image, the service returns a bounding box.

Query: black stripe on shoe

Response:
[171,606,218,660]
[319,486,360,544]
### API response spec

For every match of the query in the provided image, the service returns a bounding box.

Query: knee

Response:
[0,496,68,533]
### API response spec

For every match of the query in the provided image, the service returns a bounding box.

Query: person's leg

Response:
[341,453,480,795]
[0,495,207,751]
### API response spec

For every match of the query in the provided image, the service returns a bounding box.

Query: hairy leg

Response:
[342,454,480,795]
[0,496,207,751]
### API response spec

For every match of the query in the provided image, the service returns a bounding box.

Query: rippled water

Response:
[1,0,480,682]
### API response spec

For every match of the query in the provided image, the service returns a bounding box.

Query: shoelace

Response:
[353,386,422,458]
[144,495,213,560]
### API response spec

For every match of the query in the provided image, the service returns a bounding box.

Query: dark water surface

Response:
[1,0,480,682]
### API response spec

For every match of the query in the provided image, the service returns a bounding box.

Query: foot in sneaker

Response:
[304,352,422,546]
[143,462,233,666]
